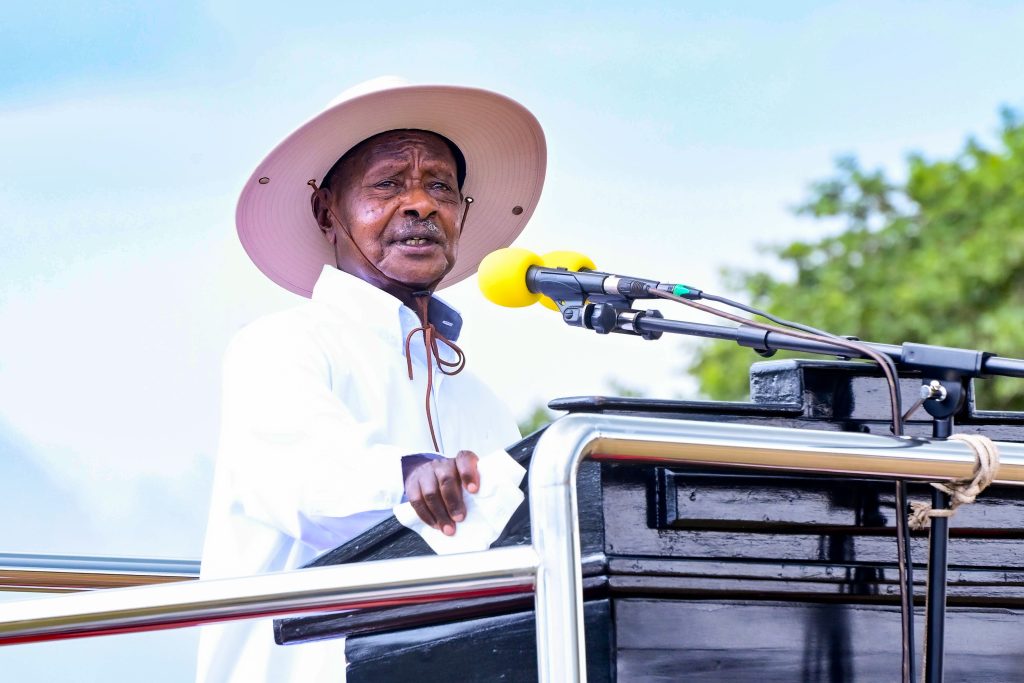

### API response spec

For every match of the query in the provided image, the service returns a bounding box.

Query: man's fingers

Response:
[406,479,438,530]
[421,468,456,536]
[436,461,466,524]
[456,450,481,494]
[404,456,478,537]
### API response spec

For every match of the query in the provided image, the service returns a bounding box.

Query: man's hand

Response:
[403,450,480,536]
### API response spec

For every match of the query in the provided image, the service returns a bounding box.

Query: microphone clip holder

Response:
[555,294,664,341]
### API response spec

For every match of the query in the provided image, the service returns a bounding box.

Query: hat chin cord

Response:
[309,179,473,453]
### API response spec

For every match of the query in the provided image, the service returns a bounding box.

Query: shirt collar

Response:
[310,265,463,344]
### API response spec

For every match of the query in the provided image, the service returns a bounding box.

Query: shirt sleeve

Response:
[217,317,413,544]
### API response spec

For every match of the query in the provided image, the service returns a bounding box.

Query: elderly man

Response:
[196,79,545,682]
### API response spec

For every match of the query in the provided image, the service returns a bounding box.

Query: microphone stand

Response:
[570,299,1024,379]
[562,298,1024,683]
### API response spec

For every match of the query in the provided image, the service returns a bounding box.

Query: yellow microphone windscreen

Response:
[477,248,543,307]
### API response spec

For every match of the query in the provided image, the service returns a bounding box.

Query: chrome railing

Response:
[0,546,537,645]
[2,415,1024,682]
[0,552,199,592]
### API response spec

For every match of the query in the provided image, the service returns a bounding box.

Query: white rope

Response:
[907,433,1000,530]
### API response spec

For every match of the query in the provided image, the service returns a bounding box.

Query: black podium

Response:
[276,360,1024,682]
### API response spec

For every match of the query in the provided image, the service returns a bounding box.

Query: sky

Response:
[2,1,1023,680]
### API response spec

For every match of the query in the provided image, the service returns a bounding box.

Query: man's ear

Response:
[310,187,336,242]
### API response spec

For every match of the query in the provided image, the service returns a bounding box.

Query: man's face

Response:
[318,130,462,294]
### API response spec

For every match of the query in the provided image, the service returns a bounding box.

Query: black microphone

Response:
[526,266,670,301]
[477,247,701,309]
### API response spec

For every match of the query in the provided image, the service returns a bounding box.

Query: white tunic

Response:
[196,265,520,682]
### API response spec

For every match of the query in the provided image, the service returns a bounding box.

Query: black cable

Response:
[701,292,906,419]
[700,292,837,338]
[649,289,904,433]
[649,288,915,683]
[894,481,916,683]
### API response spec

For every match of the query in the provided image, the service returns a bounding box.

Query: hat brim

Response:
[236,84,547,296]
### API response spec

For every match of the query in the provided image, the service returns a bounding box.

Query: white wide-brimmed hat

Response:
[236,77,547,296]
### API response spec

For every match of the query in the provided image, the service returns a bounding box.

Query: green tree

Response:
[691,108,1024,410]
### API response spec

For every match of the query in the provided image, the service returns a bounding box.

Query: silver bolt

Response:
[920,380,947,401]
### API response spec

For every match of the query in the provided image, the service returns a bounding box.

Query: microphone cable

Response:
[649,287,916,683]
[698,291,908,421]
[649,288,904,430]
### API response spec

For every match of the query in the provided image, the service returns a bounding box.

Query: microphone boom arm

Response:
[558,301,1024,381]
